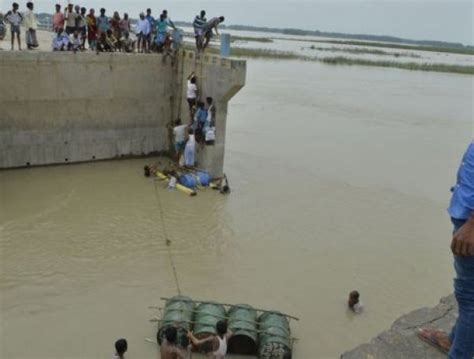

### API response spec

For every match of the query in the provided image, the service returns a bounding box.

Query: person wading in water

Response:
[187,320,233,359]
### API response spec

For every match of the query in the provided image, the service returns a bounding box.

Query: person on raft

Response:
[187,320,233,359]
[159,326,190,359]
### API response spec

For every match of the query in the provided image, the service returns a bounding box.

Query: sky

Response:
[1,0,472,45]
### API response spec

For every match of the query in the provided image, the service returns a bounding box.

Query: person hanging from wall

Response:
[193,101,208,144]
[171,118,188,163]
[200,16,225,51]
[192,10,206,51]
[186,72,198,122]
[184,128,196,167]
[187,320,233,358]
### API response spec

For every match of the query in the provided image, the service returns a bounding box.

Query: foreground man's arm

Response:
[451,214,474,256]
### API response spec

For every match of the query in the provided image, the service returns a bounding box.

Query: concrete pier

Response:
[341,295,457,359]
[0,50,246,176]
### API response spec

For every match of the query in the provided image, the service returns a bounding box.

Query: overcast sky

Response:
[1,0,472,44]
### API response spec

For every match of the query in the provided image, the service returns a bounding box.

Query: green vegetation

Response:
[197,46,473,75]
[319,56,474,75]
[281,37,474,56]
[231,35,273,43]
[308,45,421,58]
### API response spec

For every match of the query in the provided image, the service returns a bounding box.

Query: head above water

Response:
[114,338,128,356]
[348,290,360,308]
[164,326,177,344]
[216,320,227,337]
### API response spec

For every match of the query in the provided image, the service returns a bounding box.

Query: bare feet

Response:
[417,328,450,353]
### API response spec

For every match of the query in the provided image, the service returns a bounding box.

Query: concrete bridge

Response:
[0,50,246,176]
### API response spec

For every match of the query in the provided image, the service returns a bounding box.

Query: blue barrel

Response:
[195,170,211,186]
[220,33,231,57]
[179,173,197,189]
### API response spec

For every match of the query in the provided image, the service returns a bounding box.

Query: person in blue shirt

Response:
[418,141,474,358]
[193,101,208,143]
[155,13,168,50]
[145,8,155,48]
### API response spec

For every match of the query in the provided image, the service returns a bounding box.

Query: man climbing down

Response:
[172,119,188,162]
[418,140,474,358]
[200,16,224,51]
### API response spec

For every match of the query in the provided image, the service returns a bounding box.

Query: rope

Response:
[152,178,182,295]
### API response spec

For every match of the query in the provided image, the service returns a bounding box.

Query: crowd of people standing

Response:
[0,2,225,53]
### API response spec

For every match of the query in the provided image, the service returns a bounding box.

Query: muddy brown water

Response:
[0,59,472,358]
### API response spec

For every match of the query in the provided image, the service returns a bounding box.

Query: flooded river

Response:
[0,59,472,358]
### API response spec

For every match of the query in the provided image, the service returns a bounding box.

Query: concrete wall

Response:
[0,50,246,176]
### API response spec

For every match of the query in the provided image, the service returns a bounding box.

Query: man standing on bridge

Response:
[419,140,474,358]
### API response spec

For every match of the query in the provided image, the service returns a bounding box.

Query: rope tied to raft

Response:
[153,178,182,296]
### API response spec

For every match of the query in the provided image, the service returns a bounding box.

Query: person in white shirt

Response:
[70,31,82,52]
[136,12,150,53]
[172,119,188,160]
[188,320,233,359]
[184,128,196,167]
[23,2,38,49]
[52,27,70,51]
[5,2,23,50]
[186,72,198,122]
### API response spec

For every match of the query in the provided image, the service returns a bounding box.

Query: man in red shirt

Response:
[52,4,64,32]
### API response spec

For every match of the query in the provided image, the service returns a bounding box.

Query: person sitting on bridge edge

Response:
[113,338,128,359]
[200,16,225,51]
[187,320,233,358]
[160,326,190,359]
[52,27,70,51]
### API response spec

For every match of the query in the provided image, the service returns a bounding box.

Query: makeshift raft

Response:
[150,166,222,197]
[153,296,297,358]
